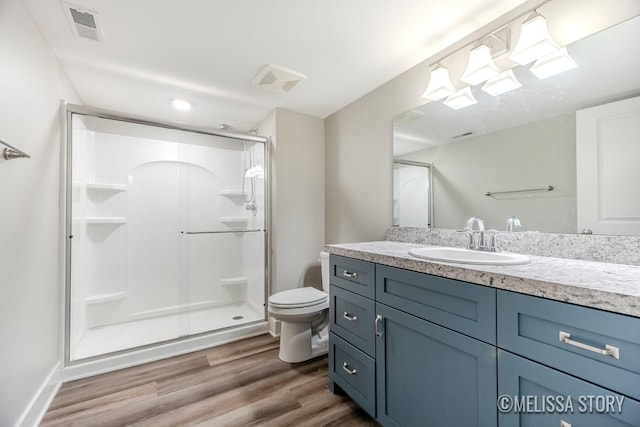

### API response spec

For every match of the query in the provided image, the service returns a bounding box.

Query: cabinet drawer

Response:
[329,332,375,418]
[498,290,640,401]
[329,285,375,357]
[330,255,375,298]
[498,350,640,427]
[376,264,496,344]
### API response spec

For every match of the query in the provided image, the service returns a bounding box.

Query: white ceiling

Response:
[22,0,528,131]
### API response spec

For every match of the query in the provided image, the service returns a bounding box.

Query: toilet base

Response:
[278,321,328,363]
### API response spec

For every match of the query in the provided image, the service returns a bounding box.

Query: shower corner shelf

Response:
[85,217,127,225]
[73,182,128,192]
[220,276,248,286]
[87,182,128,192]
[86,291,126,305]
[220,217,249,228]
[220,189,244,198]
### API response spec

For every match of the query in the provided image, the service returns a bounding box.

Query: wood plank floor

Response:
[42,334,378,426]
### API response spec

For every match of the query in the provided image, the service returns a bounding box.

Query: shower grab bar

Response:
[183,229,264,235]
[1,138,31,160]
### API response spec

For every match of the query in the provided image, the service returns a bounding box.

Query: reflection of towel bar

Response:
[485,186,553,197]
[1,138,31,160]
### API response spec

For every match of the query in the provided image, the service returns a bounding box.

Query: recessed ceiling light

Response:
[172,99,191,111]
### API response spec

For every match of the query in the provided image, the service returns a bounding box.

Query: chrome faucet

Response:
[460,217,500,252]
[461,217,485,250]
[506,216,521,232]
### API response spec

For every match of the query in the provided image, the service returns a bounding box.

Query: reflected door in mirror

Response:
[393,161,431,228]
[577,95,640,236]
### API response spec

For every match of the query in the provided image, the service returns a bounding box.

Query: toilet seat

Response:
[269,287,328,309]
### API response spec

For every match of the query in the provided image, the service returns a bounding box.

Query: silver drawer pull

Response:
[342,362,357,375]
[559,331,620,360]
[560,421,572,427]
[342,270,358,279]
[343,312,358,322]
[375,314,384,338]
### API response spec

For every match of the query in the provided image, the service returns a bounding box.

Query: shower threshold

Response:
[72,302,264,361]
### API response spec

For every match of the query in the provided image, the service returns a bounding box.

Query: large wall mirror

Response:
[393,13,640,235]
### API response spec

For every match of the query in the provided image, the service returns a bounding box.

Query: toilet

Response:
[268,251,330,363]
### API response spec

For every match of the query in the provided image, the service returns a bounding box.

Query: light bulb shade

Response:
[422,66,456,100]
[443,87,477,110]
[172,99,191,111]
[461,45,500,85]
[481,69,522,96]
[509,14,560,65]
[530,47,577,79]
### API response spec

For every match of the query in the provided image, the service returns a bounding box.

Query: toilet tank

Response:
[319,251,330,292]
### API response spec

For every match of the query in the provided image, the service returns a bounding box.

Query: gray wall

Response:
[0,0,81,425]
[256,109,325,293]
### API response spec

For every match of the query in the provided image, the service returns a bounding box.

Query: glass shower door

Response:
[67,112,266,362]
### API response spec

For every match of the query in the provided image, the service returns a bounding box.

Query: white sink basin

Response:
[408,246,530,266]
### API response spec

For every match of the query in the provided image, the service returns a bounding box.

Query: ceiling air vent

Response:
[252,64,306,94]
[62,2,104,43]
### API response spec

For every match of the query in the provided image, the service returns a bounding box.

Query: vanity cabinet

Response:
[329,255,377,416]
[329,255,497,426]
[498,350,640,427]
[329,254,640,426]
[497,290,640,427]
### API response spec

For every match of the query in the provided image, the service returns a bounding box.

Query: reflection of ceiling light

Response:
[422,66,456,100]
[482,70,522,96]
[509,13,560,65]
[172,99,191,111]
[461,45,500,85]
[443,87,477,109]
[530,47,577,79]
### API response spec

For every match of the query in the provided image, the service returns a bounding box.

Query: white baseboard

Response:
[16,362,62,427]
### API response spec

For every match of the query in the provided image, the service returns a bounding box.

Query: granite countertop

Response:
[326,241,640,318]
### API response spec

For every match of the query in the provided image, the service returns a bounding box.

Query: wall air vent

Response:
[252,64,307,94]
[62,2,104,43]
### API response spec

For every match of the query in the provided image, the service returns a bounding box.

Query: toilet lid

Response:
[269,287,328,308]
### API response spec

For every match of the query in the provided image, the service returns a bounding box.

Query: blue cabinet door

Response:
[498,350,640,427]
[375,303,497,427]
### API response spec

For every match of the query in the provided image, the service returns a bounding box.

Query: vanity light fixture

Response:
[422,65,456,100]
[171,99,191,111]
[509,12,560,65]
[461,44,501,85]
[530,47,577,79]
[443,87,477,110]
[481,69,522,96]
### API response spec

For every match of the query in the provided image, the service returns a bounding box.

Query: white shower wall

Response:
[69,116,266,360]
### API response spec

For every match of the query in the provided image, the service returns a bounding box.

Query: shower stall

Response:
[64,105,268,364]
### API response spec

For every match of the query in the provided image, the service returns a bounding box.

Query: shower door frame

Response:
[62,102,271,367]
